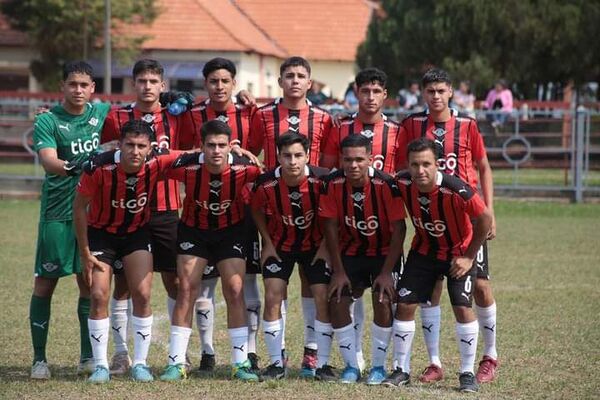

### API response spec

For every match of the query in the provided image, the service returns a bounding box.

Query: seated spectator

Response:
[343,82,358,111]
[307,81,329,105]
[452,81,476,118]
[484,79,513,131]
[397,80,423,112]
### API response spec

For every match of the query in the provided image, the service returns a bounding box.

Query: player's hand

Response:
[260,242,281,266]
[172,151,200,168]
[449,256,473,279]
[372,272,395,304]
[328,270,351,304]
[236,90,256,107]
[331,111,350,128]
[231,145,264,170]
[487,214,497,240]
[35,105,50,116]
[311,243,330,266]
[63,160,83,176]
[82,253,106,287]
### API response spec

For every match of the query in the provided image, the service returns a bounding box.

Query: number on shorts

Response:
[476,246,484,264]
[464,275,472,293]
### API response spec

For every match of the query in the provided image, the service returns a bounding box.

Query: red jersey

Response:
[396,171,486,261]
[183,99,256,148]
[77,150,180,235]
[398,110,486,187]
[322,114,402,173]
[249,98,332,168]
[101,104,195,212]
[251,165,329,253]
[319,167,406,257]
[168,153,261,230]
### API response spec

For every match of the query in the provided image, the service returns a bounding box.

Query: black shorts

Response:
[341,255,402,297]
[88,226,151,269]
[262,250,331,285]
[396,250,476,307]
[475,241,490,280]
[177,222,246,264]
[244,212,261,274]
[148,211,178,273]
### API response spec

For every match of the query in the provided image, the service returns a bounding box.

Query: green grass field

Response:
[1,199,599,399]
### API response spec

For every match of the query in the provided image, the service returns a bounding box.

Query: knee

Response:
[395,303,417,321]
[474,279,494,305]
[453,306,476,323]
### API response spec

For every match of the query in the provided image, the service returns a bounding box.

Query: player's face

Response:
[278,143,308,178]
[357,81,387,115]
[279,66,312,100]
[120,133,151,171]
[202,134,231,169]
[206,69,235,104]
[342,146,372,184]
[61,73,95,109]
[408,148,438,191]
[134,71,165,105]
[423,82,453,114]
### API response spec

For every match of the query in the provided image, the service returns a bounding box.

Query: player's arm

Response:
[322,217,350,303]
[250,207,281,266]
[38,148,70,176]
[73,192,105,286]
[373,219,406,303]
[476,156,496,239]
[449,205,492,279]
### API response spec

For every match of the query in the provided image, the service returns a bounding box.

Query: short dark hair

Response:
[132,59,164,80]
[407,137,436,157]
[355,68,387,89]
[280,56,311,77]
[276,132,309,153]
[200,120,231,143]
[120,120,154,141]
[340,134,372,154]
[203,57,237,79]
[62,61,94,80]
[422,68,452,87]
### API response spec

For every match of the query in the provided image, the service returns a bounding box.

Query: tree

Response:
[357,0,600,98]
[1,0,160,90]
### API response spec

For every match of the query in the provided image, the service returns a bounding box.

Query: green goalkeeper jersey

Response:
[34,101,111,222]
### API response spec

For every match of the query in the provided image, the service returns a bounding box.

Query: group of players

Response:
[29,55,499,393]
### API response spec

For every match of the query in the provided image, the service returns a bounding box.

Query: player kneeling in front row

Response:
[384,138,492,393]
[73,120,181,383]
[250,133,333,380]
[320,134,406,384]
[160,120,262,382]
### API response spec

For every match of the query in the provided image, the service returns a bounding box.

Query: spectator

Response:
[452,81,476,118]
[483,79,513,131]
[397,80,423,112]
[307,80,329,105]
[343,82,358,111]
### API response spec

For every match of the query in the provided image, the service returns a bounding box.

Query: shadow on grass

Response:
[0,364,89,382]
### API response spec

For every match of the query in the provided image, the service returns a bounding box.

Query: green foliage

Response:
[358,0,600,97]
[1,0,160,90]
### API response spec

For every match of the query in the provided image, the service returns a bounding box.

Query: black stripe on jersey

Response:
[103,168,119,230]
[448,196,466,257]
[289,186,305,252]
[228,169,237,227]
[274,182,288,249]
[200,108,209,126]
[207,173,221,230]
[436,191,454,261]
[307,179,320,246]
[341,185,352,255]
[381,123,390,168]
[273,106,280,140]
[235,108,244,146]
[370,181,383,257]
[420,117,428,138]
[453,118,461,179]
[419,191,438,258]
[404,185,421,251]
[193,168,203,227]
[352,187,370,256]
[307,107,315,147]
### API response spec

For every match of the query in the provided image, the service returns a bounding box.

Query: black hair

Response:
[422,68,452,87]
[132,59,164,80]
[407,137,436,157]
[280,56,311,76]
[200,119,232,143]
[340,134,372,154]
[203,57,237,79]
[120,120,154,140]
[62,61,94,80]
[355,67,387,89]
[276,132,309,153]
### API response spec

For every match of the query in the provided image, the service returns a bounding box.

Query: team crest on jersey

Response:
[141,114,155,123]
[88,117,99,126]
[125,176,139,190]
[287,116,301,125]
[216,115,229,123]
[418,196,431,206]
[433,128,446,137]
[288,191,302,201]
[209,180,223,188]
[42,262,59,272]
[360,129,374,139]
[351,192,365,202]
[265,263,282,273]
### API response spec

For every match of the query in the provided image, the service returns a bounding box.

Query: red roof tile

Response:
[0,14,27,46]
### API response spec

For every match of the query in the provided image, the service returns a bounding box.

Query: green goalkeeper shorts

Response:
[34,220,81,278]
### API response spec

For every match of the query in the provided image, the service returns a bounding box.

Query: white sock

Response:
[167,325,192,366]
[196,277,217,355]
[334,323,358,369]
[281,299,288,351]
[167,297,176,323]
[371,323,392,368]
[476,303,498,359]
[132,315,153,366]
[351,297,365,369]
[110,298,129,354]
[301,297,317,350]
[244,274,261,354]
[456,320,479,373]
[88,318,110,369]
[228,326,249,364]
[392,319,415,374]
[421,305,442,367]
[262,319,283,366]
[314,320,333,368]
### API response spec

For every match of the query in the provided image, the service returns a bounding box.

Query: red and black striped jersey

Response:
[397,110,487,188]
[251,165,329,253]
[322,114,402,173]
[76,150,180,235]
[168,153,261,230]
[182,99,257,148]
[101,104,195,212]
[396,171,486,261]
[319,167,406,257]
[249,98,332,168]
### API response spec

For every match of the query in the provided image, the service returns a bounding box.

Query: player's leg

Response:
[30,276,58,379]
[109,267,131,375]
[418,276,444,383]
[75,273,94,374]
[87,257,113,384]
[473,242,499,383]
[298,267,319,373]
[243,218,262,373]
[195,267,218,372]
[350,289,366,373]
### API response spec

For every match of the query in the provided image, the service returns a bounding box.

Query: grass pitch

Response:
[0,199,599,399]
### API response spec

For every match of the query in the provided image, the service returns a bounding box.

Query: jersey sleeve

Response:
[468,122,487,161]
[248,111,264,155]
[177,110,200,150]
[318,183,338,219]
[384,182,407,221]
[246,165,262,182]
[157,150,183,172]
[101,110,121,143]
[319,112,333,153]
[464,192,486,219]
[395,125,409,169]
[250,184,268,211]
[321,125,340,159]
[33,114,57,152]
[76,170,100,198]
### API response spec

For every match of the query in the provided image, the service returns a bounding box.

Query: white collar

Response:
[198,153,233,164]
[274,165,310,178]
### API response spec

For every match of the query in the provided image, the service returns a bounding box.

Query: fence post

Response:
[574,107,586,203]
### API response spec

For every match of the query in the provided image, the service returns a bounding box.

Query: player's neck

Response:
[206,161,227,175]
[429,108,451,123]
[121,162,143,175]
[136,100,161,113]
[348,175,367,188]
[417,181,435,193]
[62,101,86,116]
[210,98,233,112]
[282,171,305,187]
[281,96,307,110]
[356,110,382,124]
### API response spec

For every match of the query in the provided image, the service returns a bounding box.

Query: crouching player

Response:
[73,120,181,383]
[384,138,492,393]
[319,134,406,384]
[159,120,261,382]
[250,133,332,380]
